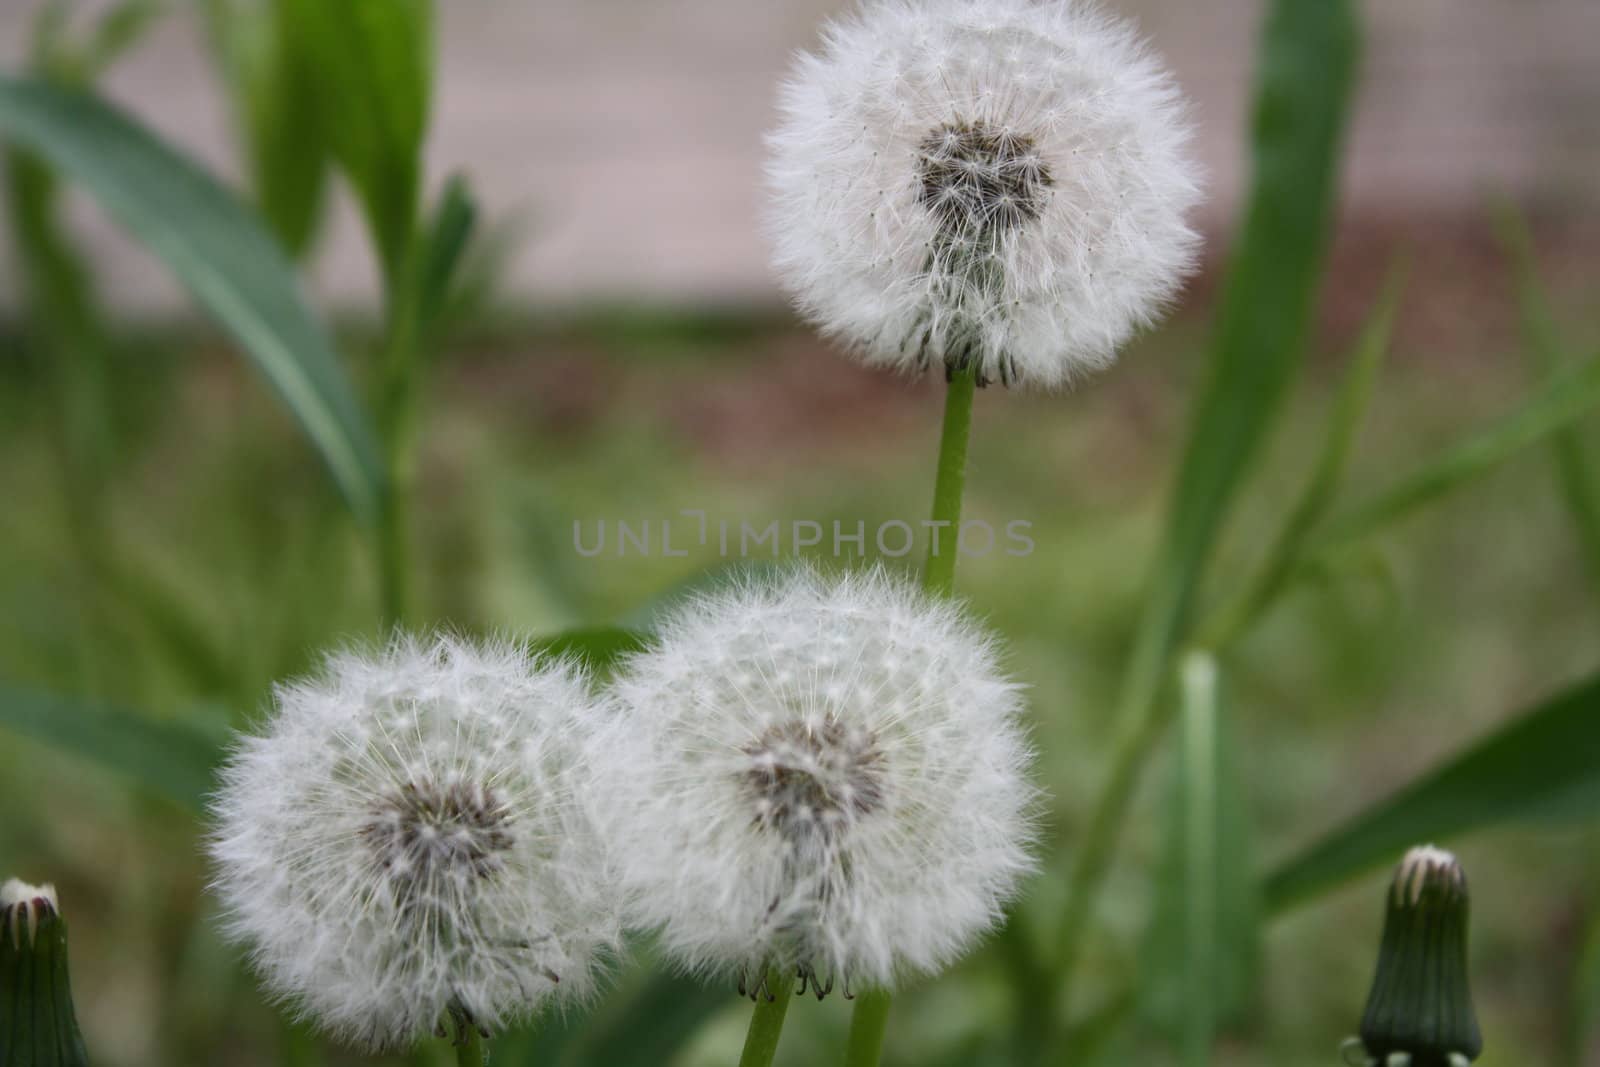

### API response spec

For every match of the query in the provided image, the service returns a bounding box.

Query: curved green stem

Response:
[922,364,978,596]
[844,989,893,1067]
[737,969,793,1067]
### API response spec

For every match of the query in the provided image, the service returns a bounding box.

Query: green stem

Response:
[736,970,793,1067]
[921,364,978,596]
[453,1027,485,1067]
[843,989,892,1067]
[375,251,424,629]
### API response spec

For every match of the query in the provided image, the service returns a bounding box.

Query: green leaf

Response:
[1053,0,1362,1003]
[200,0,333,255]
[0,683,225,812]
[1195,265,1405,650]
[0,78,388,527]
[284,0,433,284]
[1308,352,1600,563]
[1494,203,1600,598]
[415,174,478,346]
[1263,671,1600,913]
[1114,0,1362,725]
[1141,654,1259,1063]
[530,626,649,672]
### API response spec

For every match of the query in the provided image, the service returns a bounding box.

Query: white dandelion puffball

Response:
[595,568,1035,993]
[767,0,1201,389]
[209,636,622,1051]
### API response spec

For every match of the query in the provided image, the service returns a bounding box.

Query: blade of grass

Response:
[1305,352,1600,563]
[0,684,225,812]
[0,78,387,528]
[1493,203,1600,597]
[1263,670,1600,913]
[1140,654,1259,1066]
[1054,0,1361,1016]
[284,0,432,287]
[1195,265,1405,651]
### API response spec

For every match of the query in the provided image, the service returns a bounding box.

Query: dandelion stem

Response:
[736,969,793,1067]
[922,363,979,596]
[453,1027,485,1067]
[843,989,893,1067]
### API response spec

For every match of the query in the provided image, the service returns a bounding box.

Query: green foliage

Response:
[1264,670,1600,912]
[0,684,224,812]
[1310,351,1600,563]
[199,0,332,255]
[0,78,388,528]
[283,0,434,286]
[1141,654,1259,1062]
[1054,0,1363,1021]
[1196,266,1404,651]
[1494,204,1600,597]
[1118,0,1361,722]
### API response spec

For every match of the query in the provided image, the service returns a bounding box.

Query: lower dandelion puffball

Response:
[594,568,1036,995]
[209,636,622,1051]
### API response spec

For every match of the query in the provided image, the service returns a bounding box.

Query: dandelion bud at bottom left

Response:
[208,635,623,1052]
[2,879,90,1067]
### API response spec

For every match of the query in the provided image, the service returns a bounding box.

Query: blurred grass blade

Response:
[1197,266,1405,650]
[1264,670,1600,913]
[0,684,225,812]
[1115,0,1361,724]
[1493,203,1600,596]
[1141,654,1259,1063]
[80,0,166,79]
[0,78,387,527]
[416,174,478,346]
[1569,905,1600,1067]
[1309,352,1600,562]
[285,0,433,284]
[1055,0,1361,1006]
[531,626,649,672]
[199,0,332,256]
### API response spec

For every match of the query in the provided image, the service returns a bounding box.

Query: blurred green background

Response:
[1,1,1598,1066]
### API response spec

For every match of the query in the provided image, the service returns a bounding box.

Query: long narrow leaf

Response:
[1264,671,1600,912]
[1114,0,1362,725]
[1309,353,1600,561]
[1196,266,1404,650]
[0,684,224,812]
[0,79,387,526]
[1141,654,1259,1062]
[1494,204,1600,596]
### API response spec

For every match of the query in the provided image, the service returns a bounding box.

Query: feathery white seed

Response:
[766,0,1202,389]
[593,567,1037,992]
[208,635,623,1051]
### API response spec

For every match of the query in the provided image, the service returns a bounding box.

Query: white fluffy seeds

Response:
[766,0,1202,389]
[593,568,1035,992]
[209,636,622,1051]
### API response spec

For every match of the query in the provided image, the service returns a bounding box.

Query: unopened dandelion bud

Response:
[1,879,90,1066]
[1348,846,1482,1066]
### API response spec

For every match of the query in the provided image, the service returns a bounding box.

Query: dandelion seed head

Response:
[208,635,622,1051]
[766,0,1202,389]
[594,568,1036,991]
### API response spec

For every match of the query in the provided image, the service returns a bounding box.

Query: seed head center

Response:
[361,777,514,884]
[742,718,885,838]
[916,119,1052,235]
